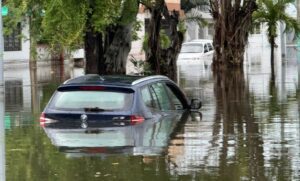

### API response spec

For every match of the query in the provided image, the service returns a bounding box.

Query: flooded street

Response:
[1,47,300,180]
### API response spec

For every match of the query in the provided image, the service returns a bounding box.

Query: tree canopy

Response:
[4,0,137,50]
[253,0,300,82]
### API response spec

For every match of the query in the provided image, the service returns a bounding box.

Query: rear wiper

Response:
[84,107,106,112]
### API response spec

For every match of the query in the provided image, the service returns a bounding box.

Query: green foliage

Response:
[91,0,122,31]
[159,30,170,49]
[178,20,187,34]
[4,0,46,59]
[3,0,44,36]
[3,2,23,35]
[4,0,139,53]
[132,20,142,41]
[142,33,149,52]
[143,31,171,51]
[42,0,88,49]
[119,0,139,25]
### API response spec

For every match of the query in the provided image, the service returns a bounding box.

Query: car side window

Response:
[150,82,172,111]
[165,84,184,110]
[204,44,209,53]
[208,43,213,51]
[141,86,159,109]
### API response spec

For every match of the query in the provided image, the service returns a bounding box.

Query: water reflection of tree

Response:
[267,80,294,180]
[30,61,39,114]
[213,70,266,180]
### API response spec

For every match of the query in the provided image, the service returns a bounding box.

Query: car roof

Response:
[191,39,212,43]
[183,39,212,45]
[61,74,170,87]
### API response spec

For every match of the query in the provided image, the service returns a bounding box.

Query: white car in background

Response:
[177,39,214,66]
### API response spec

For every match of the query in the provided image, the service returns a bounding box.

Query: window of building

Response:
[5,80,23,110]
[4,23,22,51]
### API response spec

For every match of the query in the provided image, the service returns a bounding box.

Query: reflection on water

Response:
[3,48,300,180]
[0,91,5,181]
[43,111,193,158]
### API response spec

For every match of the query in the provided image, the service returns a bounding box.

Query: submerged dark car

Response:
[40,74,201,155]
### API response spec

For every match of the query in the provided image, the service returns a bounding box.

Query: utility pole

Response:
[0,2,5,181]
[0,1,4,90]
[0,93,5,181]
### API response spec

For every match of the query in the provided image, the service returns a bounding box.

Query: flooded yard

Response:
[1,47,300,180]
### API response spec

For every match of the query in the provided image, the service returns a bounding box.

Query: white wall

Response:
[184,10,213,42]
[3,19,30,62]
[126,13,147,74]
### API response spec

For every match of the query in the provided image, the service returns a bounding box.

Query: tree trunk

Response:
[147,6,163,74]
[85,25,133,75]
[85,30,103,74]
[161,10,184,81]
[145,1,183,81]
[103,24,132,74]
[270,37,275,83]
[84,0,137,75]
[210,1,257,71]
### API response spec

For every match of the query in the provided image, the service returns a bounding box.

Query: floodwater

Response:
[1,47,300,180]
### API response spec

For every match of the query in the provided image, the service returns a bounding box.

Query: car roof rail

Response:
[63,74,105,84]
[131,75,169,85]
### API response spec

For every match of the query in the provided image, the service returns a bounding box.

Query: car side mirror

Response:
[190,99,202,110]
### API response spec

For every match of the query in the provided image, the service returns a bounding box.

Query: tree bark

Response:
[85,30,103,74]
[103,24,132,74]
[210,0,257,71]
[84,0,138,75]
[147,5,163,74]
[145,1,183,81]
[161,10,184,82]
[270,37,275,83]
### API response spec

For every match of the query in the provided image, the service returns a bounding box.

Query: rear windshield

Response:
[180,43,203,53]
[49,91,133,111]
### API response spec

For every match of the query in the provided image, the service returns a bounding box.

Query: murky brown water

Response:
[1,48,300,180]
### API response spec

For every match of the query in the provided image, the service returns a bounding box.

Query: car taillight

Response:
[130,115,144,125]
[39,112,46,127]
[39,113,57,127]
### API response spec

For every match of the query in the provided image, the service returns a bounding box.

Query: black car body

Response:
[41,74,201,155]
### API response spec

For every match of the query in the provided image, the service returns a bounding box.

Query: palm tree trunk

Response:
[270,37,275,83]
[210,1,257,71]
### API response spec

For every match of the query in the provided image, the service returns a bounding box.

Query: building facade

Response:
[3,19,30,62]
